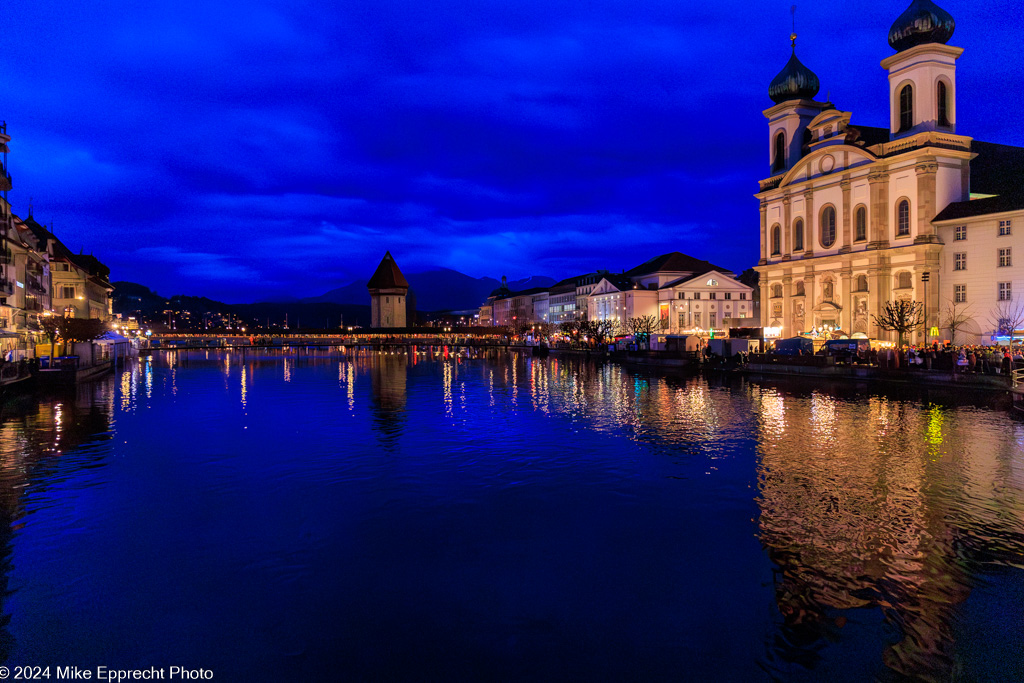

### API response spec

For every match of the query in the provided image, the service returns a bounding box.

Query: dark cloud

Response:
[1,0,1021,302]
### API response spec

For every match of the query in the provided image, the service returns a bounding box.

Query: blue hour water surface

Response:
[0,348,1023,681]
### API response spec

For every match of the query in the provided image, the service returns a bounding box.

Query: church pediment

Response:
[780,145,878,187]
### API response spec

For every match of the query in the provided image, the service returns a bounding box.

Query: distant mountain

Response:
[308,268,556,311]
[112,281,372,329]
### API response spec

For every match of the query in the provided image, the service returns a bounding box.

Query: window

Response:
[794,218,804,251]
[709,292,717,300]
[955,225,967,241]
[772,285,783,298]
[954,285,966,303]
[899,84,914,132]
[710,314,717,328]
[954,253,966,271]
[694,313,702,327]
[771,224,781,255]
[897,272,912,289]
[677,292,685,299]
[999,248,1012,267]
[999,282,1013,301]
[999,220,1012,236]
[855,206,867,242]
[693,292,701,300]
[773,131,786,173]
[896,200,911,236]
[856,275,868,291]
[937,81,949,127]
[724,292,732,300]
[60,285,76,299]
[739,293,747,300]
[678,313,686,328]
[820,206,837,248]
[795,281,805,296]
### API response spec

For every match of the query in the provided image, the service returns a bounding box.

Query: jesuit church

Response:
[755,0,1024,343]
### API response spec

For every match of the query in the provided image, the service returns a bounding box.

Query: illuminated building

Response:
[755,0,1024,343]
[367,251,409,329]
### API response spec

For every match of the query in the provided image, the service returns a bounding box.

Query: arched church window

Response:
[772,284,783,298]
[771,224,781,256]
[820,206,837,248]
[937,81,949,127]
[856,275,868,292]
[795,281,805,296]
[899,84,914,132]
[855,206,867,242]
[896,271,912,289]
[896,200,911,236]
[773,131,786,173]
[794,218,804,251]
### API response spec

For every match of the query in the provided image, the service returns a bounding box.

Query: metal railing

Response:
[1013,368,1024,388]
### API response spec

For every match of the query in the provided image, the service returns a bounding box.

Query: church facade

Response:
[755,0,1024,344]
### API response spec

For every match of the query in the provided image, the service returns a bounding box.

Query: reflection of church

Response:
[756,0,1024,342]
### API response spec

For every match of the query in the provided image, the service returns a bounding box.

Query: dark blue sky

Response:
[3,1,1022,302]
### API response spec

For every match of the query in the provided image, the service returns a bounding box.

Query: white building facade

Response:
[754,1,1023,344]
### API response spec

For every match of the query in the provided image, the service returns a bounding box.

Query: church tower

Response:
[367,251,409,329]
[881,0,960,138]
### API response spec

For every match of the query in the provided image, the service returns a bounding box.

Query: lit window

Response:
[954,225,967,241]
[999,282,1013,301]
[954,253,966,271]
[954,285,966,303]
[999,248,1012,267]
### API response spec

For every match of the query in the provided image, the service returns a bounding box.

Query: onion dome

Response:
[769,49,820,104]
[888,0,955,52]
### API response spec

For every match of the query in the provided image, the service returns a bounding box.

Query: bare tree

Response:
[989,297,1024,344]
[872,299,924,346]
[942,301,975,345]
[591,318,620,345]
[626,315,659,349]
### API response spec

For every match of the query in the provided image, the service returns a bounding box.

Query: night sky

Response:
[3,1,1023,302]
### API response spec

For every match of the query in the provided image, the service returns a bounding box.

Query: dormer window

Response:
[899,85,914,132]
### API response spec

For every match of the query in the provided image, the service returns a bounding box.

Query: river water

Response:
[0,348,1022,681]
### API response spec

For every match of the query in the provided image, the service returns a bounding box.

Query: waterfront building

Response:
[657,269,754,335]
[755,0,1024,344]
[588,273,657,325]
[367,251,409,328]
[547,276,579,324]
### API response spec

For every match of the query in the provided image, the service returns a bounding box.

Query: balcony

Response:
[23,299,42,312]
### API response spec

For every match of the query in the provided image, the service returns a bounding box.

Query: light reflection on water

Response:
[0,348,1021,681]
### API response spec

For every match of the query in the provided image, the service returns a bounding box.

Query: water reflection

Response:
[0,351,1021,680]
[0,382,116,659]
[754,389,1024,679]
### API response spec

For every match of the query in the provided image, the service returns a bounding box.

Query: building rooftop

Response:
[625,252,731,278]
[366,251,409,290]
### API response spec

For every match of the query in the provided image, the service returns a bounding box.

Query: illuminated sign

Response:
[763,326,783,339]
[16,281,24,289]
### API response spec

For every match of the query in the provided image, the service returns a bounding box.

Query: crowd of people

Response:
[839,341,1023,374]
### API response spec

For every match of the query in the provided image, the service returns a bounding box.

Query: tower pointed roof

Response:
[366,251,409,290]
